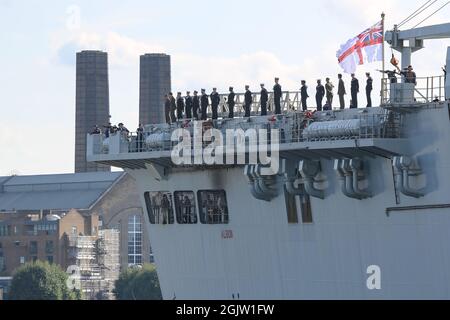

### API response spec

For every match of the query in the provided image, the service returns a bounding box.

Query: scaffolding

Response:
[67,229,120,300]
[97,230,120,300]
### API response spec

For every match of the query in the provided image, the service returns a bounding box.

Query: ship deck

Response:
[89,138,408,170]
[87,106,414,170]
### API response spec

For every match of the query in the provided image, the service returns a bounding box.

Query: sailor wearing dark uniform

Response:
[300,80,309,111]
[136,123,144,152]
[273,78,282,115]
[366,72,373,108]
[260,84,268,116]
[200,89,209,121]
[316,80,325,111]
[169,92,177,123]
[164,94,171,124]
[176,92,185,120]
[228,87,236,119]
[244,85,253,118]
[192,91,200,120]
[350,74,359,108]
[185,91,193,119]
[210,88,220,120]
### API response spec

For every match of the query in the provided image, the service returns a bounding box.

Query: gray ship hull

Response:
[119,104,450,300]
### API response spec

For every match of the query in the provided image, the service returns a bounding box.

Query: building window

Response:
[20,257,25,264]
[144,192,175,225]
[128,215,143,266]
[71,226,77,235]
[0,252,5,272]
[197,190,229,224]
[0,225,11,237]
[29,241,38,255]
[149,246,155,264]
[47,256,54,264]
[174,191,198,224]
[45,241,54,254]
[35,223,57,234]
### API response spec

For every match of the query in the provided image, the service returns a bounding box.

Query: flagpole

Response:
[381,12,386,103]
[381,12,386,76]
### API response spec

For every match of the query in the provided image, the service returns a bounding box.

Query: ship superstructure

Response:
[87,22,450,299]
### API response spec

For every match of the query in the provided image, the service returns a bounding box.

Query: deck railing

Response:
[89,110,402,156]
[381,75,445,105]
[210,91,303,117]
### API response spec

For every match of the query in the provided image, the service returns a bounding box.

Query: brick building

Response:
[0,209,98,274]
[0,172,152,275]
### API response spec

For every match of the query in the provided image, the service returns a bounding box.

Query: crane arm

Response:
[396,22,450,40]
[385,22,450,70]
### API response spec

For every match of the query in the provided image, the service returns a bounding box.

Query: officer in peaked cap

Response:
[350,74,359,109]
[228,87,236,119]
[300,80,309,111]
[244,85,253,118]
[176,92,185,120]
[169,92,177,123]
[200,89,209,121]
[210,88,220,120]
[365,72,373,108]
[185,91,193,119]
[316,79,325,111]
[192,90,200,120]
[260,83,268,116]
[273,77,282,115]
[164,94,172,124]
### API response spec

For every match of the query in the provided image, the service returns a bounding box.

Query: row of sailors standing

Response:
[164,66,423,124]
[312,72,376,110]
[164,75,373,124]
[91,122,146,152]
[315,65,420,110]
[91,122,130,137]
[164,78,283,124]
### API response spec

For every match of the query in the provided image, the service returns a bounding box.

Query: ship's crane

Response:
[385,22,450,99]
[385,22,450,69]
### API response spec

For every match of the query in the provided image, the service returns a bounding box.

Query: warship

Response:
[87,19,450,299]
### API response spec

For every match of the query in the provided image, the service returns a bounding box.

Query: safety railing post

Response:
[431,77,434,102]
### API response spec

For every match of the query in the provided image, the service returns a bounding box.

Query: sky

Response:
[0,0,449,176]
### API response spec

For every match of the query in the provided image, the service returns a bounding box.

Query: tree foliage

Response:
[114,264,162,300]
[8,261,82,300]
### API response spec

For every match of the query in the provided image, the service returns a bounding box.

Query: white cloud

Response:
[54,30,337,91]
[172,51,324,92]
[0,123,72,176]
[52,30,166,67]
[4,1,450,176]
[329,0,395,22]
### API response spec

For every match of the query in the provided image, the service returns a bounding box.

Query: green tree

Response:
[8,261,82,300]
[114,264,162,300]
